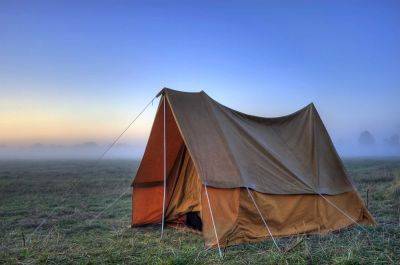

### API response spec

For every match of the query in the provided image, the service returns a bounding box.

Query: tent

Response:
[131,88,375,250]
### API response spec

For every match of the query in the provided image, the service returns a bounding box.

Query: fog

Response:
[0,142,146,160]
[335,141,400,158]
[1,132,399,160]
[334,131,400,158]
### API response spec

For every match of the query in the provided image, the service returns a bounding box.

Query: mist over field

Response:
[1,131,399,160]
[335,132,400,158]
[0,142,145,160]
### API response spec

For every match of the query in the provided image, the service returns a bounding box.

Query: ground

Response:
[0,159,399,264]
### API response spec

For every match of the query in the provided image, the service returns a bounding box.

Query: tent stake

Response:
[246,187,280,251]
[204,184,223,258]
[161,96,167,238]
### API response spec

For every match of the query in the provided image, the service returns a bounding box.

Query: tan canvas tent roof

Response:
[131,88,375,249]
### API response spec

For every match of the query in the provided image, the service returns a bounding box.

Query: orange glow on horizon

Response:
[0,108,154,145]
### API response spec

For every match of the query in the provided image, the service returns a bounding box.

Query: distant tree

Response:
[31,143,44,149]
[385,134,400,147]
[74,142,99,148]
[358,131,375,146]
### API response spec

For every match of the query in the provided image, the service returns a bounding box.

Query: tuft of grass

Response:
[391,179,400,200]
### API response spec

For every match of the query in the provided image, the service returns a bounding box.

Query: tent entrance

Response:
[185,212,202,231]
[165,146,203,231]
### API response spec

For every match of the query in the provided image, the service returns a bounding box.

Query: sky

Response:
[0,0,399,158]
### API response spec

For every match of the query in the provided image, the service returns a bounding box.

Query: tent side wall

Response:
[201,187,375,247]
[201,186,241,247]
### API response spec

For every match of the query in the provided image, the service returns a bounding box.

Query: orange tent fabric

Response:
[131,88,375,247]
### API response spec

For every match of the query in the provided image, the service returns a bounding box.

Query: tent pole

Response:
[161,96,167,238]
[246,187,280,251]
[204,184,223,258]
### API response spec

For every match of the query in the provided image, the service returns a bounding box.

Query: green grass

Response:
[1,159,399,264]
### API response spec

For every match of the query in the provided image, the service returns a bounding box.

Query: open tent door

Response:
[165,147,203,231]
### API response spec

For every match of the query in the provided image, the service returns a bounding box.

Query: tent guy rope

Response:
[96,95,156,162]
[204,184,223,258]
[26,202,65,243]
[26,95,157,243]
[246,187,280,251]
[317,192,369,232]
[87,187,132,225]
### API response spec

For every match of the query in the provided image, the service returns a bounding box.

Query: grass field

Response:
[1,159,399,264]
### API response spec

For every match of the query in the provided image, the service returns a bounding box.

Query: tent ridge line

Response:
[207,92,314,122]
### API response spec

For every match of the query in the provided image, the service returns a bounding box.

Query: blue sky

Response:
[1,1,399,155]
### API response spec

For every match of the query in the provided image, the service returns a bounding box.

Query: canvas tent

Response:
[131,88,375,249]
